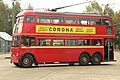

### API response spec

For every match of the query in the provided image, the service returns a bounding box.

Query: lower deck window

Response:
[37,38,92,46]
[53,39,64,46]
[38,39,51,46]
[92,39,102,46]
[22,36,35,46]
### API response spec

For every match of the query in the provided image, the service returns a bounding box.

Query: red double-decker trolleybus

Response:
[11,10,115,67]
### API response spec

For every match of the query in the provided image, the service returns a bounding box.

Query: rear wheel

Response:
[91,54,102,65]
[79,53,90,66]
[20,54,34,68]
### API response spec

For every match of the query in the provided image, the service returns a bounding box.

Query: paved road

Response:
[0,52,120,80]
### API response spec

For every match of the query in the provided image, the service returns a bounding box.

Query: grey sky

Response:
[3,0,120,12]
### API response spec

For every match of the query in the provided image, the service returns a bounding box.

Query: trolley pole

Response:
[12,0,15,34]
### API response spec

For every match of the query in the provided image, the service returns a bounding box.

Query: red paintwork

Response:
[11,47,104,63]
[11,11,115,64]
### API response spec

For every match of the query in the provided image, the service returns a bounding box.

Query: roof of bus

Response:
[16,10,111,18]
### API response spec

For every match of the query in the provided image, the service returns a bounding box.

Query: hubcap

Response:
[23,58,29,65]
[94,57,99,62]
[82,57,87,63]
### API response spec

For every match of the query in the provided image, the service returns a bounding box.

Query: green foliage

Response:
[0,1,21,35]
[112,11,120,48]
[85,2,114,17]
[104,4,114,16]
[85,2,120,48]
[14,2,21,17]
[0,1,10,34]
[112,11,120,27]
[0,1,35,35]
[85,2,103,14]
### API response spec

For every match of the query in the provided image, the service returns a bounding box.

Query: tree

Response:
[104,4,114,16]
[85,2,114,17]
[14,1,21,17]
[85,2,103,14]
[0,1,10,34]
[112,11,120,49]
[112,11,120,27]
[27,3,33,10]
[0,1,21,35]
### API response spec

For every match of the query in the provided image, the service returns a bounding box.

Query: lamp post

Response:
[12,0,15,34]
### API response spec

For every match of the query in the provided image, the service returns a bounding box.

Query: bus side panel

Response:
[30,48,104,63]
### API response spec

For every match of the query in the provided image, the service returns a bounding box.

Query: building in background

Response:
[0,32,12,53]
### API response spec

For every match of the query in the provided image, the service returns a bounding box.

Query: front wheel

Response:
[13,63,21,67]
[19,54,34,68]
[79,53,90,66]
[91,54,102,65]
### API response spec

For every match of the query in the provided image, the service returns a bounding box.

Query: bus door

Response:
[104,39,114,61]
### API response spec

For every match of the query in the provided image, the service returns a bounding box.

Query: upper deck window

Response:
[37,16,50,23]
[78,18,90,25]
[52,17,60,24]
[52,17,64,24]
[25,16,35,23]
[102,19,111,26]
[90,19,101,25]
[65,18,77,24]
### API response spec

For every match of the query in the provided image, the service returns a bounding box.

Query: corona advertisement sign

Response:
[36,25,96,34]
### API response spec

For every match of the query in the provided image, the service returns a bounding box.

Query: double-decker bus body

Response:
[11,11,115,67]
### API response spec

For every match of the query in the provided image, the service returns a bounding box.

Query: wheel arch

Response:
[79,52,90,58]
[19,52,38,64]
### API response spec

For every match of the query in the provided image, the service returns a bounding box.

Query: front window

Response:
[25,16,35,23]
[16,16,24,24]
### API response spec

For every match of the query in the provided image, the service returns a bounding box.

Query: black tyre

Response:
[20,54,34,68]
[79,53,90,66]
[91,54,102,65]
[13,63,21,67]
